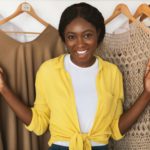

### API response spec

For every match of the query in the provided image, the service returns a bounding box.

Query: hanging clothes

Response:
[0,15,6,150]
[0,111,3,150]
[97,21,150,150]
[0,130,3,150]
[0,24,65,150]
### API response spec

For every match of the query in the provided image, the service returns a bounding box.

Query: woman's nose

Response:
[76,37,85,48]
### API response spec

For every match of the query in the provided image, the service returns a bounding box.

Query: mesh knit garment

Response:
[97,21,150,150]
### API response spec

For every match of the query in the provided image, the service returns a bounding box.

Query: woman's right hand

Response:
[0,67,7,93]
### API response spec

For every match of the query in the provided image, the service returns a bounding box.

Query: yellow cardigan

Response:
[26,54,124,150]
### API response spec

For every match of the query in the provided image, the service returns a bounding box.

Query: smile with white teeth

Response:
[77,50,87,55]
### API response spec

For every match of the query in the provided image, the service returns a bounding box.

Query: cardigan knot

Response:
[70,132,91,150]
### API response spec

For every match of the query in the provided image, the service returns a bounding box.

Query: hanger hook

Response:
[22,1,31,12]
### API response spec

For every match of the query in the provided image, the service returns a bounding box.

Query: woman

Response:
[0,2,150,150]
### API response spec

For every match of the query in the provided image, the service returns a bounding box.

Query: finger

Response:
[145,69,150,77]
[145,59,150,76]
[0,68,3,73]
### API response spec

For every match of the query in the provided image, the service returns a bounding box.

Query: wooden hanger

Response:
[105,3,135,25]
[0,2,49,34]
[139,4,150,21]
[134,4,150,20]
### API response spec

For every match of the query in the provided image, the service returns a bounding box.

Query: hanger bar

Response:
[2,30,40,34]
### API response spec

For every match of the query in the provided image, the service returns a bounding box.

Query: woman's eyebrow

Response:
[66,29,95,34]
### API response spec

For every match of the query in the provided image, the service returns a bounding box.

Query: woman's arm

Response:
[0,68,32,125]
[119,60,150,135]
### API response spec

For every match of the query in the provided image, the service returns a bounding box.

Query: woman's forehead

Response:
[65,17,96,33]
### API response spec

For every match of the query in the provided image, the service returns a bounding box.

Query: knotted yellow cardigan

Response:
[26,54,124,150]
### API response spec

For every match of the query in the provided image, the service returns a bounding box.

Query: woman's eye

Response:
[84,33,93,39]
[66,35,75,40]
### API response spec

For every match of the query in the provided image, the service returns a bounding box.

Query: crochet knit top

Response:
[97,21,150,150]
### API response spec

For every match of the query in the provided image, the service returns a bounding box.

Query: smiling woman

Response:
[0,2,150,150]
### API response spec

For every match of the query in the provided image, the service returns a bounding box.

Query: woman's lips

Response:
[76,50,88,56]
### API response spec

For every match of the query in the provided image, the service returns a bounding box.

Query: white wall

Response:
[0,0,149,33]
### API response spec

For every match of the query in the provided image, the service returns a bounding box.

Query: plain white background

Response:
[0,0,149,33]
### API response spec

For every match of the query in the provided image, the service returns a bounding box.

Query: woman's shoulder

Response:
[39,54,65,70]
[38,55,64,73]
[96,55,122,77]
[96,55,119,69]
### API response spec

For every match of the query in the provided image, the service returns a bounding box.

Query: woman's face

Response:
[64,17,99,67]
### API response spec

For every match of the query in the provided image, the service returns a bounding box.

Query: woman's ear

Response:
[96,29,101,45]
[97,29,101,38]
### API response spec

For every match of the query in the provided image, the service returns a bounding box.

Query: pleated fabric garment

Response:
[97,21,150,150]
[0,15,4,150]
[0,130,3,150]
[0,24,65,150]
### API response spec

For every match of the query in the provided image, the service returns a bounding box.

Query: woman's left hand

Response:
[144,59,150,94]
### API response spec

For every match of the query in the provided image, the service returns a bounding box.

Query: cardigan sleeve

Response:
[110,68,124,140]
[25,66,50,135]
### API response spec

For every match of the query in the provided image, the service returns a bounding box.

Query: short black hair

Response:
[58,2,105,45]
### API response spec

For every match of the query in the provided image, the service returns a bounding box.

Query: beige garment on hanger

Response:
[0,14,6,150]
[0,131,3,150]
[97,21,150,150]
[0,24,65,150]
